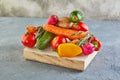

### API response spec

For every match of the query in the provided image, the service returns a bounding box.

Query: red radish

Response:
[81,43,94,55]
[47,15,59,25]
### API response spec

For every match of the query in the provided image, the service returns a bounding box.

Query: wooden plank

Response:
[23,47,98,71]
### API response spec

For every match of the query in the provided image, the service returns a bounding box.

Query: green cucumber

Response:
[36,31,55,50]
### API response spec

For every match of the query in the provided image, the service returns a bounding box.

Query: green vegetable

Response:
[70,10,84,23]
[36,31,55,50]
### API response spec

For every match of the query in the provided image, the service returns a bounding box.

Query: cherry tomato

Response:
[21,33,36,48]
[26,26,37,33]
[91,37,102,51]
[72,22,88,31]
[51,35,67,50]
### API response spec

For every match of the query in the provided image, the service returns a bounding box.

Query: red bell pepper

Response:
[91,37,102,51]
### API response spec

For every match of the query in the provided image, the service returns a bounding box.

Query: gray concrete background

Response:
[0,0,120,20]
[0,17,120,80]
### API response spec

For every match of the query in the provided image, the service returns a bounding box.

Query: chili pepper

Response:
[72,21,88,31]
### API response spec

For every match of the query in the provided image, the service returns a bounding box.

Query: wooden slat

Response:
[23,47,98,71]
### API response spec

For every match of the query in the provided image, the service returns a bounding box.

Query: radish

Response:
[82,43,94,55]
[47,15,59,25]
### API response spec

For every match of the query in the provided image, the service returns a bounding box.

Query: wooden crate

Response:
[23,47,98,71]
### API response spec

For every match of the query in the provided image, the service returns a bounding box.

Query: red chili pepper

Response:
[72,21,88,31]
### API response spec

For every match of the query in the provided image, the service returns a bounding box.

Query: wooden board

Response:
[23,47,98,71]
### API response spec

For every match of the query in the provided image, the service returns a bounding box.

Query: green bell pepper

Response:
[70,10,84,23]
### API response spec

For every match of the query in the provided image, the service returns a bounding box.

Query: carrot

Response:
[26,26,37,33]
[43,24,87,40]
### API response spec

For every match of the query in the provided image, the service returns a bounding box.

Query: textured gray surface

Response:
[0,17,120,80]
[0,0,120,20]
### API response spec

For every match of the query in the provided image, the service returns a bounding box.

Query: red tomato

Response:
[21,33,36,48]
[72,21,88,31]
[26,26,37,33]
[91,37,102,51]
[51,35,67,50]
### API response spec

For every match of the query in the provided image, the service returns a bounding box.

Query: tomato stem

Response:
[36,26,45,38]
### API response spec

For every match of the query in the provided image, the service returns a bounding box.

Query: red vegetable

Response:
[72,22,88,31]
[51,35,67,50]
[91,37,102,51]
[81,43,94,55]
[47,15,59,25]
[21,33,36,48]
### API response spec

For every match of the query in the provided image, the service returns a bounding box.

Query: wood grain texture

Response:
[23,47,98,71]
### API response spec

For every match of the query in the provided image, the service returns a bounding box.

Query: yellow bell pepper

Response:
[58,43,82,57]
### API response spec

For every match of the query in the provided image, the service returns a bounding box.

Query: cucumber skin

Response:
[36,31,55,50]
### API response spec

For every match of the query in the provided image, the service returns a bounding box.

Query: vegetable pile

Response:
[21,10,102,57]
